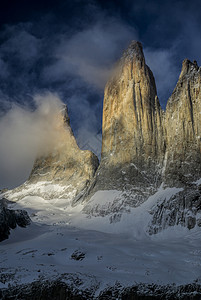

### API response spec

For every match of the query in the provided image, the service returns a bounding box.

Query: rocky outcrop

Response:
[149,184,201,234]
[102,41,164,166]
[0,198,31,241]
[5,41,200,234]
[0,278,200,299]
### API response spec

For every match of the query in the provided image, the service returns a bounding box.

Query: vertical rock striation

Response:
[102,41,165,167]
[164,59,201,186]
[87,41,165,204]
[85,41,201,216]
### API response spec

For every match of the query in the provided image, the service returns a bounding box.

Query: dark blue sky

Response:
[0,0,201,188]
[0,0,201,116]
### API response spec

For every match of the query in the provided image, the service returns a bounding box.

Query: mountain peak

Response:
[122,40,144,62]
[179,58,199,79]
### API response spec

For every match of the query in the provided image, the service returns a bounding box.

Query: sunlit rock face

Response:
[8,106,99,200]
[164,59,201,186]
[102,41,164,166]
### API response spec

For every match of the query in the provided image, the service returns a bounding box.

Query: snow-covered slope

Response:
[1,181,201,298]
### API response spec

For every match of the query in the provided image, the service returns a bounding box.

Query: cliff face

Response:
[90,42,165,198]
[85,41,201,215]
[102,41,164,166]
[164,59,201,186]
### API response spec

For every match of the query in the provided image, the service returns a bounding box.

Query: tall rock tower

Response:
[87,41,165,204]
[164,59,201,186]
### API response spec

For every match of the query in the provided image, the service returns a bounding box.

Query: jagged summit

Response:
[60,104,71,125]
[121,40,144,62]
[179,58,199,80]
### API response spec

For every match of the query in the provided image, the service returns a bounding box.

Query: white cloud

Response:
[0,92,66,189]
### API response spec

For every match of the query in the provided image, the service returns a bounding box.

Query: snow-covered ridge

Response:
[4,181,77,201]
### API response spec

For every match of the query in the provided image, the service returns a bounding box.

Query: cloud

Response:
[1,25,40,64]
[42,17,137,89]
[0,92,66,189]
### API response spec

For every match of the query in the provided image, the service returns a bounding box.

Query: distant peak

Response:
[60,104,70,126]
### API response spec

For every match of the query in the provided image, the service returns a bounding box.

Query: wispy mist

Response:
[0,93,66,189]
[42,18,137,90]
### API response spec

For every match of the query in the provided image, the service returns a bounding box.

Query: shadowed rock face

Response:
[149,186,201,234]
[0,198,31,242]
